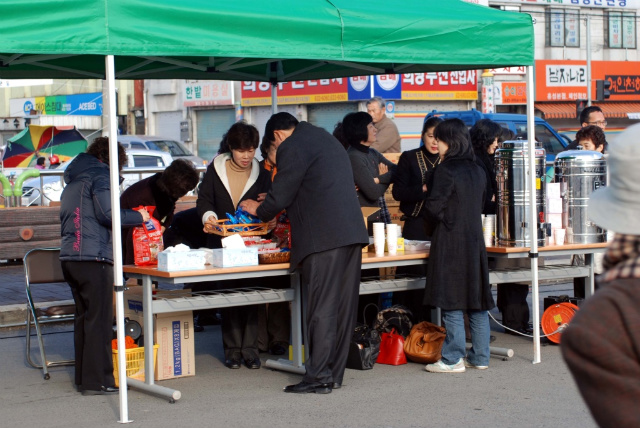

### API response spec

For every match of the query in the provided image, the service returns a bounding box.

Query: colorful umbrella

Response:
[2,125,88,168]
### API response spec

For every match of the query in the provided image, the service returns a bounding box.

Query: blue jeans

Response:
[441,310,490,366]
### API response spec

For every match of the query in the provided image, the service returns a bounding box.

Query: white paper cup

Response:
[387,235,397,255]
[553,228,566,246]
[374,240,385,256]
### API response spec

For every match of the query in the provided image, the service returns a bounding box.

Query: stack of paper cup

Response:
[372,222,386,256]
[553,228,566,246]
[482,214,496,247]
[386,223,398,256]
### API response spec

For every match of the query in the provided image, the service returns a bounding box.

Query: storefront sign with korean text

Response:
[10,92,102,117]
[184,81,233,107]
[536,60,640,101]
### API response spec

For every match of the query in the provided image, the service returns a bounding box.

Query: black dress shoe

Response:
[244,358,261,369]
[81,386,119,396]
[224,358,242,369]
[332,382,342,389]
[270,343,287,356]
[284,381,332,394]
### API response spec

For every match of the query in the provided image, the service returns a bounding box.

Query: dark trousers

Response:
[301,244,362,385]
[221,305,259,360]
[191,278,259,360]
[61,261,115,390]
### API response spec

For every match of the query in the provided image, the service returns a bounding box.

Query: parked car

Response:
[20,148,174,206]
[118,135,207,167]
[424,109,568,163]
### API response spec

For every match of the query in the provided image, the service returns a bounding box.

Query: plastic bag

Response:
[132,206,164,266]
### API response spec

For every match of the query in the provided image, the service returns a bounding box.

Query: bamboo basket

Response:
[208,219,269,237]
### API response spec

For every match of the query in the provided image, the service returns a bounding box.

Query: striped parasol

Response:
[2,125,88,168]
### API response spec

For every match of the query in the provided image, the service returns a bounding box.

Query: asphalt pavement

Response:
[0,257,598,428]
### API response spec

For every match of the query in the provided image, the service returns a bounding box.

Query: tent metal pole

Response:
[106,55,132,423]
[526,65,541,365]
[271,83,278,115]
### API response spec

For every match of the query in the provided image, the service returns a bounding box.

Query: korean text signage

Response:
[401,71,477,100]
[497,82,527,104]
[10,92,102,117]
[241,79,348,106]
[495,0,636,8]
[536,60,640,101]
[241,72,478,106]
[184,81,234,107]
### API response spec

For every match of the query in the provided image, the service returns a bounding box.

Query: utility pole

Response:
[586,14,592,106]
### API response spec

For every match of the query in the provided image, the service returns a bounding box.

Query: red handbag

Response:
[376,328,407,365]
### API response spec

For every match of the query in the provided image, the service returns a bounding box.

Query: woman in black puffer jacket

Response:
[59,137,149,396]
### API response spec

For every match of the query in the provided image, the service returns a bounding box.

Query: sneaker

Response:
[425,358,466,373]
[463,358,488,370]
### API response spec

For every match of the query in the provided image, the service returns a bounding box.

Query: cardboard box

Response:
[154,311,195,380]
[546,213,563,230]
[546,197,563,214]
[122,287,195,380]
[547,182,561,199]
[211,248,258,267]
[382,153,401,207]
[157,250,206,271]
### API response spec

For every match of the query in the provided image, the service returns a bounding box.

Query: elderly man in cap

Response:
[561,123,640,428]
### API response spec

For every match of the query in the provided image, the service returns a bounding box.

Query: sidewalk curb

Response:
[0,300,74,328]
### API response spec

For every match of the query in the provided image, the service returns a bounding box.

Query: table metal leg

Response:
[265,272,306,374]
[585,253,595,298]
[139,275,182,401]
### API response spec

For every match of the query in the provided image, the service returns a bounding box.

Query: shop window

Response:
[605,11,636,49]
[545,9,580,47]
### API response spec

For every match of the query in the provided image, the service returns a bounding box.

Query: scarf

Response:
[602,234,640,282]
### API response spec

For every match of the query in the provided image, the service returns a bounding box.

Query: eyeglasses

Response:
[587,120,607,127]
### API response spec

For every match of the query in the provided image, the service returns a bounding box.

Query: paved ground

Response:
[0,256,597,428]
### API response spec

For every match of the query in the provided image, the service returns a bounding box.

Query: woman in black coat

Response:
[470,119,502,215]
[391,116,442,321]
[196,121,271,370]
[423,119,494,373]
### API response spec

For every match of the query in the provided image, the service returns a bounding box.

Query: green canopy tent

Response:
[1,0,538,421]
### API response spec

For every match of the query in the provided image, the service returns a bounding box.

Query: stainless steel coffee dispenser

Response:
[554,149,607,243]
[495,140,547,247]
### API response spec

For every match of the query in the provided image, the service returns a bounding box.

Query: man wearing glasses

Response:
[563,105,608,299]
[565,105,608,151]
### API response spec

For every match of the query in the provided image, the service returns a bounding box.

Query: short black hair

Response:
[575,125,607,153]
[332,122,348,150]
[262,112,299,150]
[434,118,474,161]
[157,158,200,200]
[579,105,603,126]
[218,121,259,154]
[422,117,443,140]
[470,119,503,153]
[342,112,373,147]
[36,157,45,166]
[499,127,516,143]
[87,137,127,171]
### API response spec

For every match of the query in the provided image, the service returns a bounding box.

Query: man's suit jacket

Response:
[257,122,369,267]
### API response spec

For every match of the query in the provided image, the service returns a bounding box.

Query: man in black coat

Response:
[241,113,369,394]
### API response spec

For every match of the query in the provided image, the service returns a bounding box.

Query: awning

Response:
[536,102,640,120]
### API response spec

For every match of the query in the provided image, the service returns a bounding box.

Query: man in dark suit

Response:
[241,112,369,394]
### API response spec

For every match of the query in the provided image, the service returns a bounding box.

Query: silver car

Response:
[20,148,174,206]
[118,135,207,167]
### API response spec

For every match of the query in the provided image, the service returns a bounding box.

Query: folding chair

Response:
[24,248,75,380]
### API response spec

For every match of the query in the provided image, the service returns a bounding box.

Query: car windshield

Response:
[146,140,192,156]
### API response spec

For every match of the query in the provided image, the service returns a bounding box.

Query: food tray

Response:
[209,219,269,237]
[258,251,291,264]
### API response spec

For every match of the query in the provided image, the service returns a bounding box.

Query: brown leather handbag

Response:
[403,321,447,364]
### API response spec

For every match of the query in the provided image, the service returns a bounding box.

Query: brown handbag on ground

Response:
[403,321,447,364]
